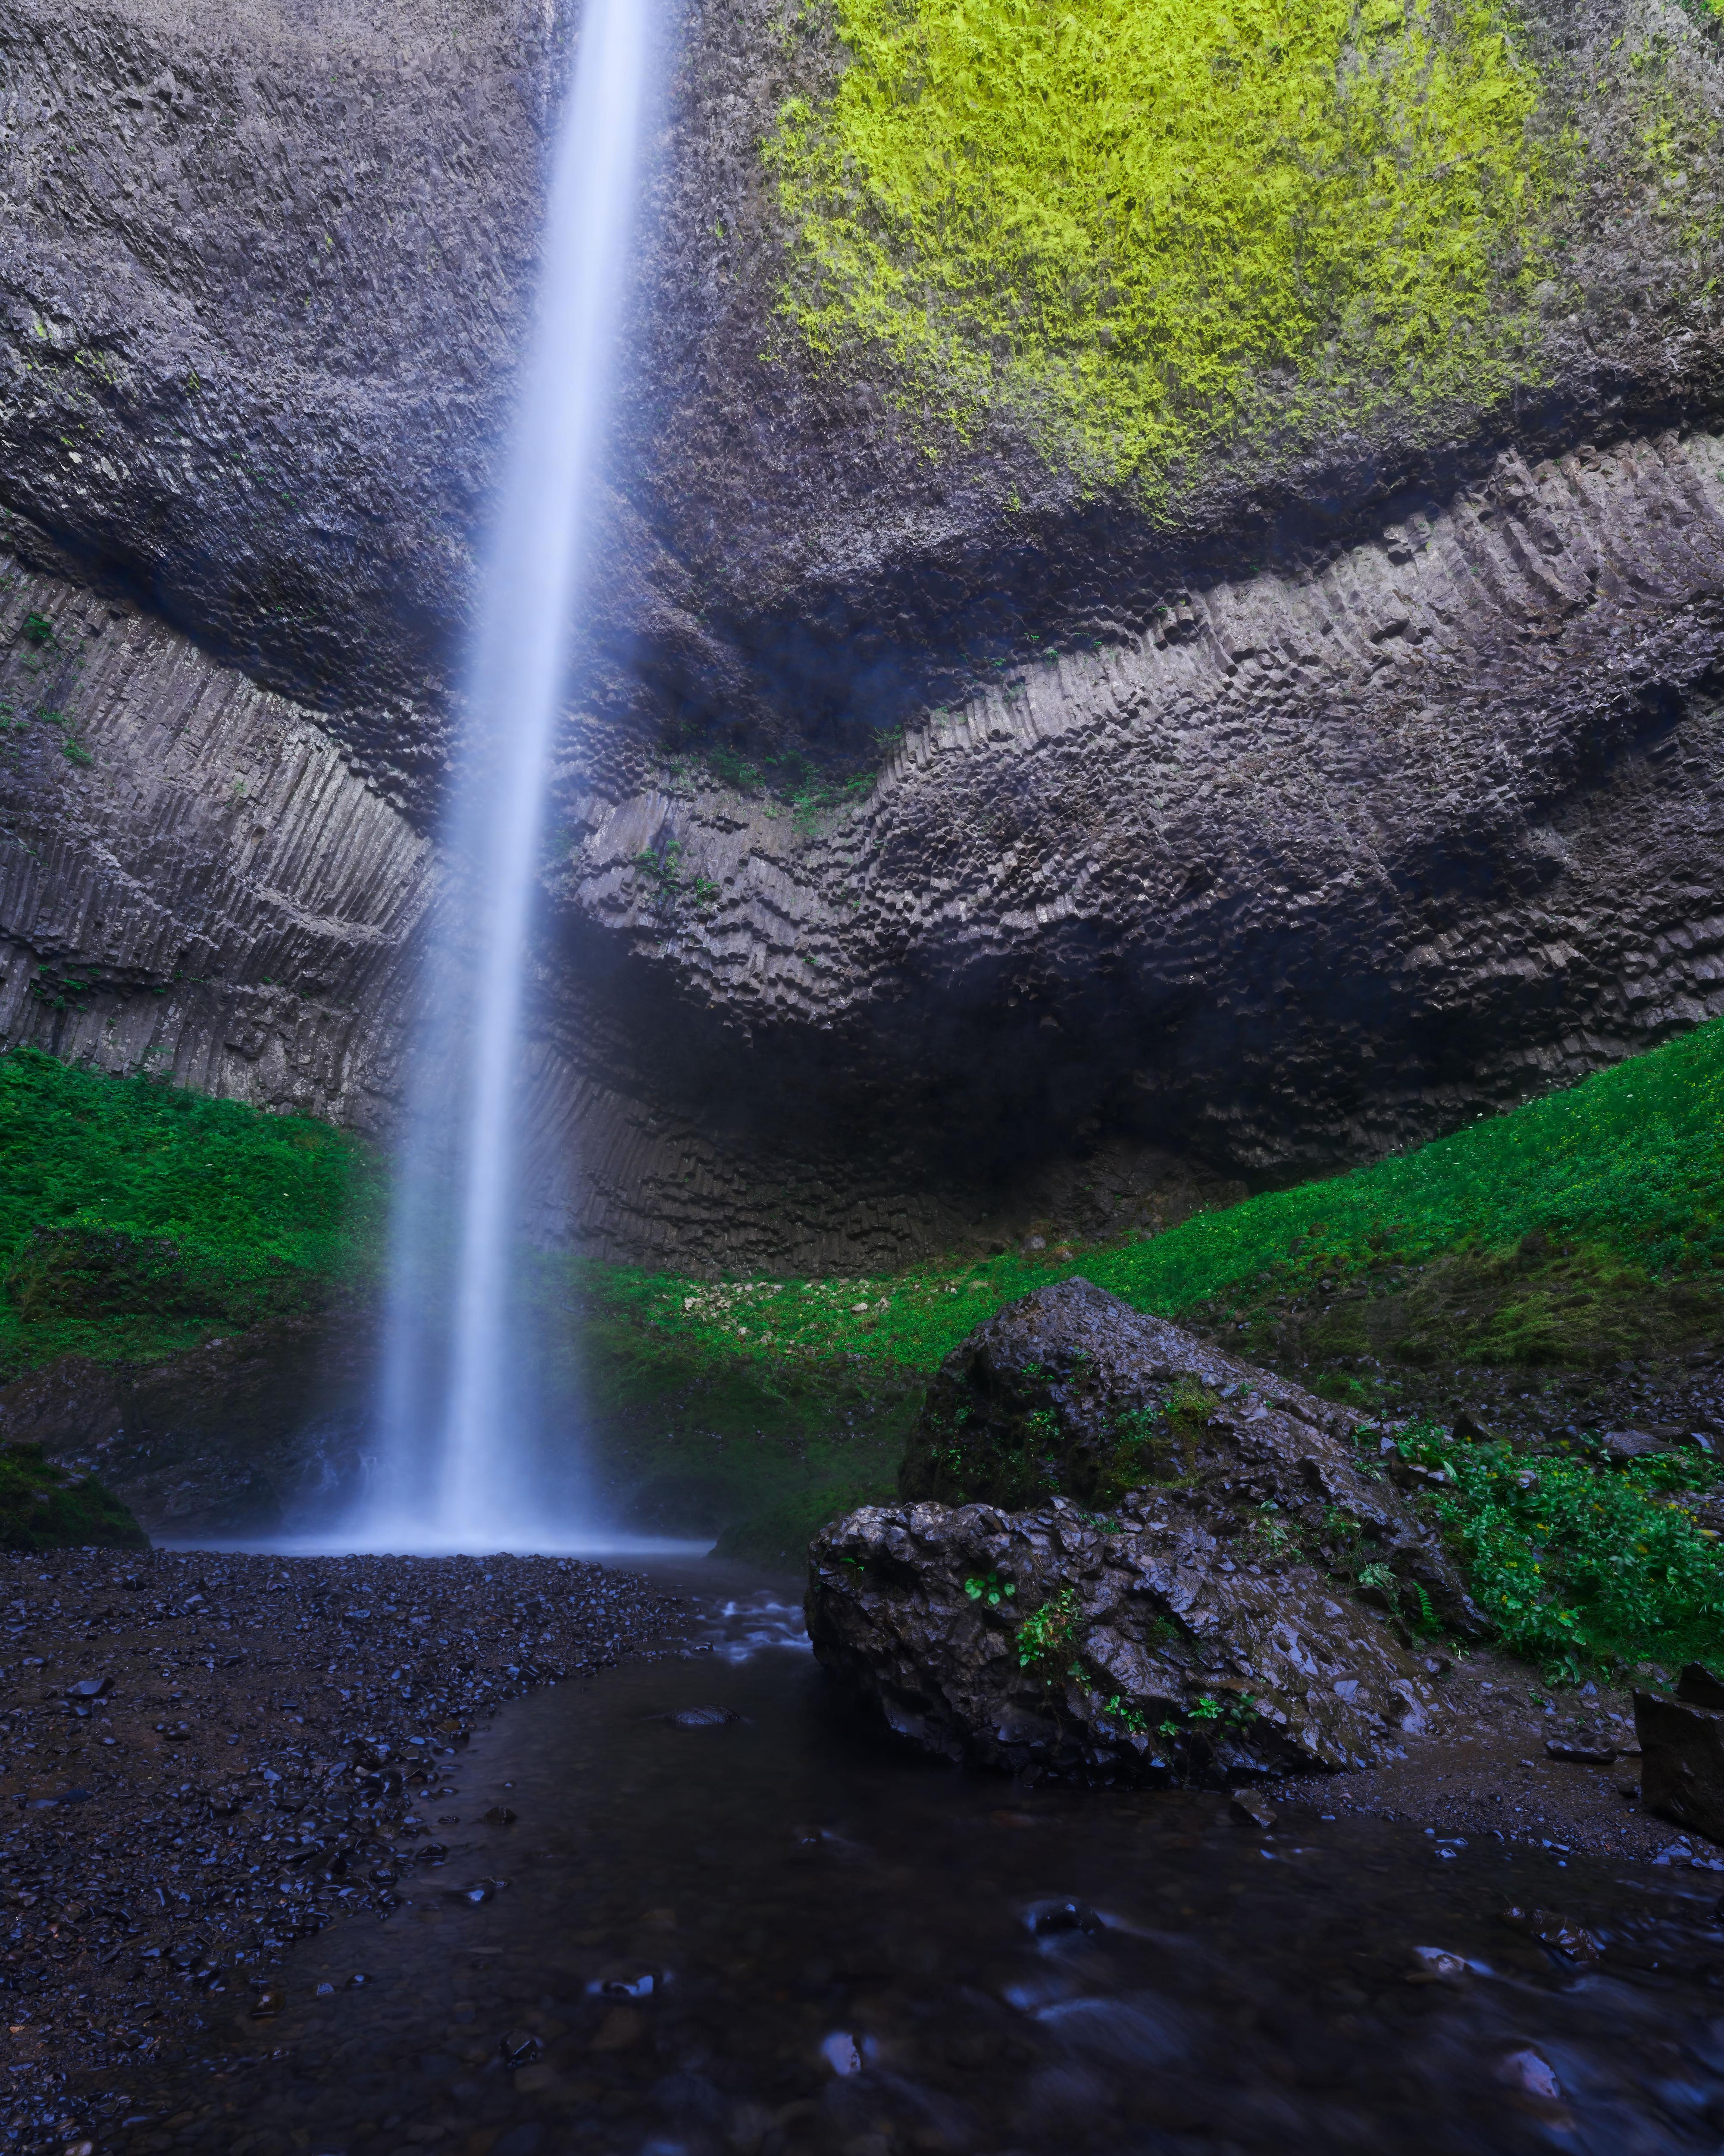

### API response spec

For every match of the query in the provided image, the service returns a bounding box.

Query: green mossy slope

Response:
[0,1047,382,1384]
[592,1013,1724,1381]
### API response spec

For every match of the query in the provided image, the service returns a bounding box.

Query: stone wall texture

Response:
[0,0,1720,1268]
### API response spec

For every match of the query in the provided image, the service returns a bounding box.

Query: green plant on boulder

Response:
[901,1363,1219,1510]
[1016,1583,1085,1673]
[0,1443,147,1551]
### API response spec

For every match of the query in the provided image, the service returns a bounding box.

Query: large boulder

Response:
[806,1495,1448,1784]
[809,1279,1481,1782]
[900,1276,1479,1632]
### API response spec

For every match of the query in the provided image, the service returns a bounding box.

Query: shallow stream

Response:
[109,1564,1724,2156]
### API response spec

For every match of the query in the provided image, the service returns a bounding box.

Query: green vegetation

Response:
[767,0,1551,490]
[591,1018,1724,1642]
[0,1442,146,1551]
[0,1047,381,1383]
[599,1015,1724,1384]
[1384,1418,1724,1678]
[9,1015,1724,1664]
[712,1476,897,1567]
[1016,1582,1083,1673]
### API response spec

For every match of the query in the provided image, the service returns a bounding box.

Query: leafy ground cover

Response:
[0,1046,382,1385]
[586,1017,1724,1630]
[1384,1421,1724,1679]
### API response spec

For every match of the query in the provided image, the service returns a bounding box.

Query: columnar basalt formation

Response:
[0,0,1720,1268]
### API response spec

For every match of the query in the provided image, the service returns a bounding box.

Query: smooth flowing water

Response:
[103,1567,1724,2156]
[368,0,656,1551]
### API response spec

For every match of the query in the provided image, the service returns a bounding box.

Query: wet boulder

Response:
[810,1279,1485,1784]
[807,1493,1448,1784]
[898,1278,1479,1636]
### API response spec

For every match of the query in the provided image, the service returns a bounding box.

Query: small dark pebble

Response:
[1024,1898,1104,1937]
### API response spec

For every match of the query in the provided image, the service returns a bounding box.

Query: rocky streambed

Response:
[0,1547,679,2146]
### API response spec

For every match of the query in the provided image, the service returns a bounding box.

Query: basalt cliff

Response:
[2,0,1724,1269]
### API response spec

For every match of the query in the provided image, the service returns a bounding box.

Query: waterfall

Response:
[362,0,655,1551]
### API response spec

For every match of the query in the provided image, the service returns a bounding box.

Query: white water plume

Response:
[360,0,658,1552]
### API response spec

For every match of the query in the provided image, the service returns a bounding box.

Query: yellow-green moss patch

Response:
[767,0,1553,489]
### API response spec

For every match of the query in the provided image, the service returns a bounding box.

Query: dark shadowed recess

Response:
[543,665,1721,1207]
[617,361,1724,780]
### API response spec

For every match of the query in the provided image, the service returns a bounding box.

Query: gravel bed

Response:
[1278,1646,1717,1865]
[0,1547,680,2149]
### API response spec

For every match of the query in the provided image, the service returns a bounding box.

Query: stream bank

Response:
[33,1567,1724,2156]
[0,1545,681,2133]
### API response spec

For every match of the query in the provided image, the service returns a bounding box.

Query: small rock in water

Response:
[250,1988,282,2019]
[1499,2049,1562,2102]
[1407,1946,1468,1983]
[1230,1788,1277,1831]
[591,2006,645,2052]
[483,1805,518,1824]
[594,1965,657,2000]
[1023,1897,1104,1937]
[499,2028,542,2065]
[663,1705,742,1728]
[1502,1905,1602,1962]
[820,2031,863,2076]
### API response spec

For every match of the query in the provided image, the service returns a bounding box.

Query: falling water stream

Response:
[366,0,657,1551]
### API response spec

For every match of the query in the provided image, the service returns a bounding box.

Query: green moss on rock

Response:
[0,1442,147,1552]
[767,0,1552,489]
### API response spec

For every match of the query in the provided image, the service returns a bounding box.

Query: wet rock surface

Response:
[1275,1649,1695,1863]
[808,1492,1449,1784]
[0,1311,376,1541]
[0,1547,677,2116]
[811,1283,1499,1785]
[1636,1687,1724,1846]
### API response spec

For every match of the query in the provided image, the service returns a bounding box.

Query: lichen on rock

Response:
[767,0,1553,487]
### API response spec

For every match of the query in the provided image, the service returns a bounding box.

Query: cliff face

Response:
[2,0,1724,1267]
